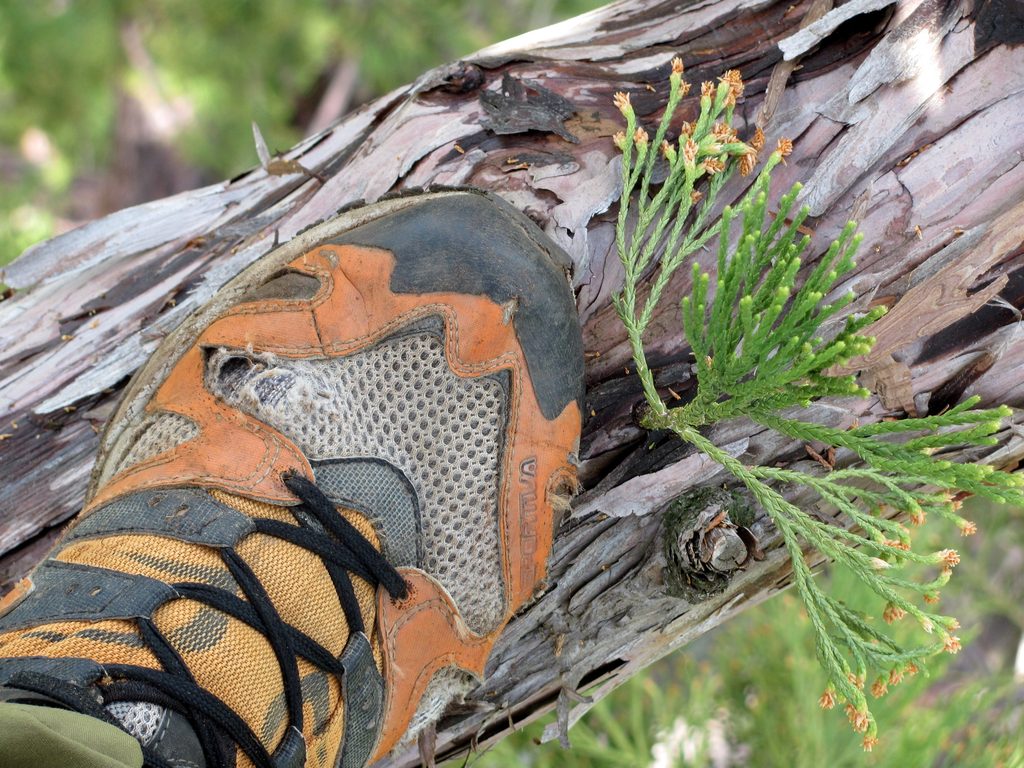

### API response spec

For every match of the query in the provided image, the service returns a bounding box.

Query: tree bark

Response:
[2,0,1024,763]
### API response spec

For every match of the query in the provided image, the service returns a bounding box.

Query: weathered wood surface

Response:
[2,0,1024,763]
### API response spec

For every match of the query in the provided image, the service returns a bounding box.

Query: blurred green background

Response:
[0,0,598,267]
[2,2,1022,765]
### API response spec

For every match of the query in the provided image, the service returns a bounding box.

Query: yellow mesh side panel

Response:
[0,490,386,768]
[56,535,232,590]
[297,657,343,768]
[0,619,157,669]
[152,597,285,764]
[210,490,293,525]
[211,492,383,767]
[213,491,348,655]
[237,532,347,655]
[211,492,380,656]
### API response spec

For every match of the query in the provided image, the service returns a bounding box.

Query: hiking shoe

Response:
[0,190,584,768]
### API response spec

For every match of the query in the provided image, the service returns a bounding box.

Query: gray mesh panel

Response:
[106,701,207,766]
[314,459,422,568]
[209,326,508,633]
[64,489,254,549]
[106,701,165,744]
[117,412,199,473]
[0,561,177,633]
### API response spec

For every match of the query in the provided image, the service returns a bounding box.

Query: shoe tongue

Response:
[107,701,206,768]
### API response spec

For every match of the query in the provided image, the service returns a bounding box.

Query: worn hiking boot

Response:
[0,190,584,768]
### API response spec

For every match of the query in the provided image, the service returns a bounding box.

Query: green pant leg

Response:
[0,703,142,768]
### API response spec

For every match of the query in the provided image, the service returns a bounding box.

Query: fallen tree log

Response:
[2,0,1024,764]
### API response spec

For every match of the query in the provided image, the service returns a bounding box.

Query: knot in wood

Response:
[662,487,760,603]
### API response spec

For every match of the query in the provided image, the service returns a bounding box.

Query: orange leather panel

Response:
[87,345,313,511]
[370,569,491,760]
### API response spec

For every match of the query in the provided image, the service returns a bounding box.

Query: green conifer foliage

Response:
[613,58,1024,749]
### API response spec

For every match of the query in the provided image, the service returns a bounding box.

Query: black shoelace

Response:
[91,473,409,768]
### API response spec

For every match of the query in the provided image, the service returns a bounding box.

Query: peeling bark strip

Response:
[2,0,1024,764]
[479,73,580,143]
